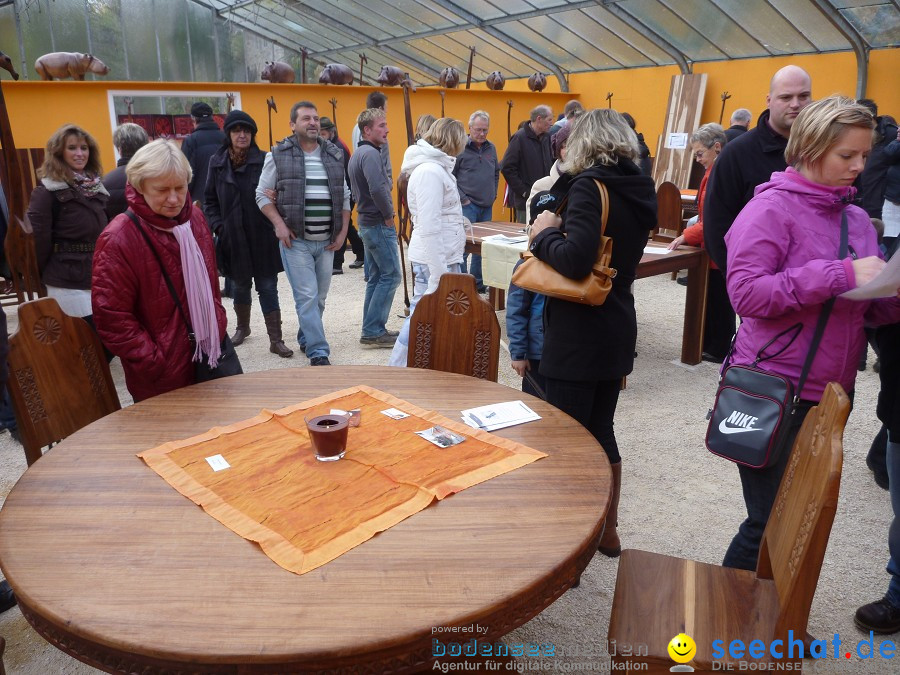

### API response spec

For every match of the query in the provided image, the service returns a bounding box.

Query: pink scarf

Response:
[126,186,221,366]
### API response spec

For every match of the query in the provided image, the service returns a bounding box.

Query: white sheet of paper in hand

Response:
[842,252,900,300]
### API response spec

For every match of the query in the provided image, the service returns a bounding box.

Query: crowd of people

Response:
[8,68,900,635]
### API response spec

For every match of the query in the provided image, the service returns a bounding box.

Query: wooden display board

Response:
[652,73,707,189]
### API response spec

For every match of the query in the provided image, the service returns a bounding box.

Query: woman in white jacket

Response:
[388,118,468,366]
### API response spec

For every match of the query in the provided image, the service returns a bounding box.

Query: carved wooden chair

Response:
[7,298,120,466]
[407,273,500,382]
[651,180,684,243]
[607,382,850,673]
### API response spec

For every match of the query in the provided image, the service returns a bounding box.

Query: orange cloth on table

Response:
[137,385,546,575]
[680,165,718,269]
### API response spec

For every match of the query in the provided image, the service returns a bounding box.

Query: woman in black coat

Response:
[529,108,657,557]
[204,110,292,358]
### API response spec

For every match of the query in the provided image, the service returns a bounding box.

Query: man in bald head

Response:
[704,65,812,271]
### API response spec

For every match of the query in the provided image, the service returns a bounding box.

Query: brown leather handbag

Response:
[511,178,616,305]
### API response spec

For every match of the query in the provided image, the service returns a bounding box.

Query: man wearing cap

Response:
[256,100,350,366]
[348,108,400,348]
[181,102,225,210]
[319,116,365,273]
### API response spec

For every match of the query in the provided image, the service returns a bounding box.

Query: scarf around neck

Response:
[70,171,104,199]
[126,185,221,366]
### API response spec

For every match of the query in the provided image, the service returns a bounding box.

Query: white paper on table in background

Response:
[461,400,541,431]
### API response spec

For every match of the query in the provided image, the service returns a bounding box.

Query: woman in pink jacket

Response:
[722,96,900,571]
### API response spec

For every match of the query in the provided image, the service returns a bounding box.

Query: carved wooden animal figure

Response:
[0,50,19,80]
[376,65,407,87]
[528,73,547,92]
[485,71,505,91]
[261,60,295,84]
[318,63,354,85]
[439,67,459,89]
[34,52,108,81]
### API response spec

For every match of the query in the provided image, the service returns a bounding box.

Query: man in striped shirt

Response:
[257,101,350,366]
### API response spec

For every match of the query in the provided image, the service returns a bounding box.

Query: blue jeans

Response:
[722,401,815,571]
[359,222,402,338]
[388,262,463,367]
[280,239,333,359]
[885,436,900,606]
[232,274,280,315]
[462,203,493,290]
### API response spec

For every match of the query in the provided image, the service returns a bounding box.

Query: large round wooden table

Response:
[0,367,611,674]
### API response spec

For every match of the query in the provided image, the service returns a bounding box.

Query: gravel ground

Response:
[0,266,893,674]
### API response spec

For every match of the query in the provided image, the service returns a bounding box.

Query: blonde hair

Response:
[785,95,874,169]
[38,124,103,181]
[558,109,639,174]
[422,118,466,157]
[126,139,192,192]
[357,107,387,135]
[415,114,436,140]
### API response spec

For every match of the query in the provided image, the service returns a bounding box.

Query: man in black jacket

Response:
[858,99,899,220]
[501,105,554,224]
[704,66,812,271]
[724,108,752,143]
[102,122,149,220]
[181,102,225,210]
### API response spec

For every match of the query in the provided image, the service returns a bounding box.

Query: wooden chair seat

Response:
[609,550,786,671]
[651,180,684,243]
[608,383,850,674]
[407,273,500,381]
[7,297,120,465]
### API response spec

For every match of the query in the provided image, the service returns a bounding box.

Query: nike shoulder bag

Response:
[705,210,847,469]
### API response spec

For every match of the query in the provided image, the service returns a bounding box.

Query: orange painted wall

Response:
[3,47,897,214]
[0,80,574,220]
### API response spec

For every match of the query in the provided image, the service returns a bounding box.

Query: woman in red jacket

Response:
[668,123,736,362]
[92,140,228,402]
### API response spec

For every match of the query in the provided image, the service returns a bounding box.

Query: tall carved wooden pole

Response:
[606,92,613,108]
[439,90,445,118]
[266,96,277,151]
[506,99,513,141]
[300,48,308,84]
[330,97,338,136]
[719,91,732,125]
[358,53,367,86]
[396,76,417,313]
[465,46,475,89]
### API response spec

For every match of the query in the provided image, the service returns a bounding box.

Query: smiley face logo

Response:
[668,633,696,664]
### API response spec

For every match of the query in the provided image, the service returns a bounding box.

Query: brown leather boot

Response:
[264,310,293,358]
[598,461,622,557]
[231,304,252,345]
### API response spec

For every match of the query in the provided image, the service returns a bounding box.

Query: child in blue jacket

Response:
[507,257,545,398]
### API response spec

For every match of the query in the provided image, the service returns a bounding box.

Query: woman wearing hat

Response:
[204,110,292,357]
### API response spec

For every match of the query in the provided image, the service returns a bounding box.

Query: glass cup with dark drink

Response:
[305,412,350,462]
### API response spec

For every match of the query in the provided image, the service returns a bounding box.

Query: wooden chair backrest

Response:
[652,180,683,241]
[4,214,44,304]
[8,298,121,465]
[407,273,500,381]
[757,382,850,639]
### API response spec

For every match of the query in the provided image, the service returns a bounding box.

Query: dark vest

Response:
[271,136,345,240]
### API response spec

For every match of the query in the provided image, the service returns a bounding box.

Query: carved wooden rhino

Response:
[439,67,459,89]
[318,63,354,85]
[0,50,18,80]
[528,73,547,92]
[261,61,295,84]
[34,52,108,81]
[485,71,505,91]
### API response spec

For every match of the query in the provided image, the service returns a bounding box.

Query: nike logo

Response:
[719,419,764,434]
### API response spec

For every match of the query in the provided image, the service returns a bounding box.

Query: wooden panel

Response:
[652,74,707,189]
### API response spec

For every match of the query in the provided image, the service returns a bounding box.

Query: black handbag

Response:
[705,210,848,469]
[125,211,243,383]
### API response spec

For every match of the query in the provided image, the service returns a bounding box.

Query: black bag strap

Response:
[793,209,848,401]
[124,210,195,340]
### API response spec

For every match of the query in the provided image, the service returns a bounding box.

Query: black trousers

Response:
[333,220,365,268]
[544,376,622,464]
[704,267,736,360]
